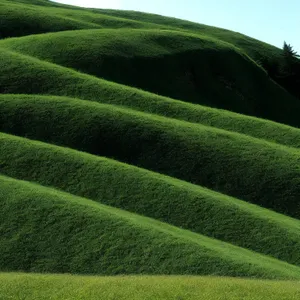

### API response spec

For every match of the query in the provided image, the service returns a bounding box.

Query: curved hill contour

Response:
[1,29,300,126]
[1,0,300,290]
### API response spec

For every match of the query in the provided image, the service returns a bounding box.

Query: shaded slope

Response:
[1,49,300,142]
[1,30,299,126]
[0,96,299,219]
[3,175,300,278]
[2,273,300,300]
[1,130,300,268]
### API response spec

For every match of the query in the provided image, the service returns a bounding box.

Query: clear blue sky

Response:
[52,0,300,52]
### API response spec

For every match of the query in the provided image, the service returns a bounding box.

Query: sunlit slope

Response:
[3,174,300,278]
[1,132,300,266]
[0,0,100,38]
[0,96,299,218]
[4,0,283,61]
[2,273,300,300]
[1,29,298,126]
[97,9,283,60]
[1,0,300,283]
[0,0,163,39]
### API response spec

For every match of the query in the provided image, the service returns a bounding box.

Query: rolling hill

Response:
[1,0,300,298]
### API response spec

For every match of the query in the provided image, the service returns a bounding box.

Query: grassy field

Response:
[1,273,300,300]
[1,0,300,298]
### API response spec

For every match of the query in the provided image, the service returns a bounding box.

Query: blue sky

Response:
[52,0,300,52]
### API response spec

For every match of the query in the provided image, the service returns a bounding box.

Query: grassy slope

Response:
[1,273,300,300]
[0,95,299,219]
[1,0,300,284]
[98,10,283,64]
[10,0,283,61]
[0,0,162,39]
[1,51,300,147]
[1,132,300,267]
[1,29,299,126]
[3,175,300,278]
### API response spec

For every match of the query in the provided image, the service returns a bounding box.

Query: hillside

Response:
[1,28,300,126]
[2,131,300,267]
[1,0,300,296]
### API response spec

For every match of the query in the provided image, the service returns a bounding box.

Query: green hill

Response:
[1,52,300,143]
[3,174,300,278]
[1,130,300,267]
[1,0,300,297]
[1,28,300,126]
[0,95,299,219]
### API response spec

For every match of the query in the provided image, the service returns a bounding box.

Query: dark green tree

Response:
[281,42,299,76]
[283,41,299,58]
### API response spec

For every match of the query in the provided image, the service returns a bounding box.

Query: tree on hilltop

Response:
[283,41,299,59]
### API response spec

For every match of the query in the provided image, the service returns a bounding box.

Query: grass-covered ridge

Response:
[0,0,163,39]
[1,131,300,267]
[0,95,299,219]
[1,48,300,137]
[2,273,300,300]
[1,0,300,287]
[3,174,300,278]
[1,29,299,126]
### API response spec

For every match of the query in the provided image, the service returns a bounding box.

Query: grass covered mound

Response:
[1,30,299,126]
[2,0,300,283]
[0,95,299,219]
[1,132,300,267]
[1,273,300,300]
[3,175,300,278]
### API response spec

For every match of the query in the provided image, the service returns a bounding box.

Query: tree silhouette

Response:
[258,42,300,99]
[281,42,299,77]
[283,41,299,59]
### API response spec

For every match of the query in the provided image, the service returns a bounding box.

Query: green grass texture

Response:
[1,273,300,300]
[2,174,300,278]
[0,95,299,218]
[1,0,300,288]
[1,29,300,126]
[1,131,300,267]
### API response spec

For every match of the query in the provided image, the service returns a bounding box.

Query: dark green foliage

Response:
[281,42,299,76]
[283,42,299,59]
[258,42,300,99]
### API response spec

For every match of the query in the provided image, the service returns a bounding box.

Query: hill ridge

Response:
[1,131,300,267]
[2,173,300,278]
[1,0,300,285]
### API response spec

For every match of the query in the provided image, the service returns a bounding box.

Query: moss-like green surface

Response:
[1,1,300,295]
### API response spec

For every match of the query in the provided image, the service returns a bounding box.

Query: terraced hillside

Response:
[1,0,300,298]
